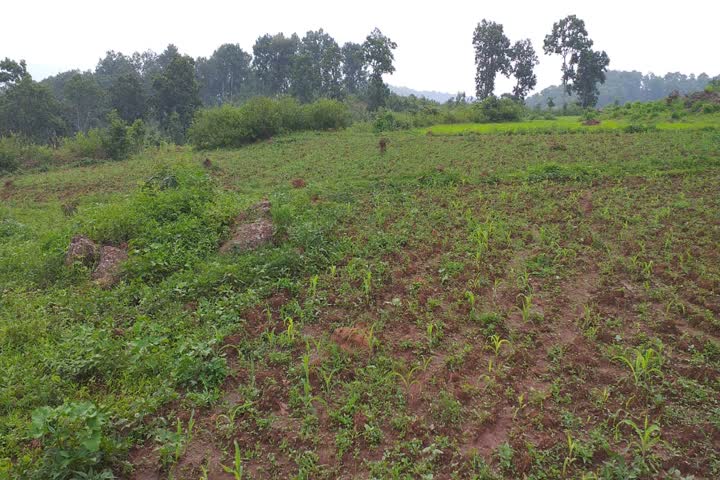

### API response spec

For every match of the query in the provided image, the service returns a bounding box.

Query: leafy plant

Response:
[30,402,109,478]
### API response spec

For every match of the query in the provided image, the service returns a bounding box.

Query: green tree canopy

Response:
[0,77,68,143]
[363,28,397,110]
[341,42,368,95]
[573,49,610,107]
[0,58,29,88]
[509,39,539,101]
[543,15,593,94]
[64,72,106,132]
[109,73,147,122]
[252,33,299,95]
[196,43,253,105]
[152,53,201,141]
[472,20,511,100]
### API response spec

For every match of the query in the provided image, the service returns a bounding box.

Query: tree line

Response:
[473,15,610,108]
[0,28,397,144]
[526,71,719,109]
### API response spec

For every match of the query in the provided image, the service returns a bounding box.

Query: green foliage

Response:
[0,77,69,143]
[29,402,110,478]
[472,19,511,100]
[0,135,53,173]
[474,96,525,122]
[152,52,201,142]
[189,97,350,149]
[102,111,131,160]
[526,162,595,182]
[59,129,106,161]
[705,78,720,93]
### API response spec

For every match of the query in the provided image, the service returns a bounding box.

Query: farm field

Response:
[425,115,720,136]
[1,127,720,479]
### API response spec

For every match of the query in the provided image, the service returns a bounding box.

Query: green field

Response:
[425,115,720,136]
[2,127,720,479]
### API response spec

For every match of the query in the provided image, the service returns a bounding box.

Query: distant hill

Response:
[526,70,718,109]
[389,85,455,103]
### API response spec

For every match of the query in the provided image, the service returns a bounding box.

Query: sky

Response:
[2,0,717,96]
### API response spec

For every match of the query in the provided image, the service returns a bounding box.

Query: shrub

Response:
[705,78,720,93]
[102,111,131,160]
[0,135,54,173]
[30,401,111,478]
[305,99,351,130]
[59,129,106,160]
[373,109,411,133]
[473,96,524,123]
[0,136,22,173]
[189,97,351,149]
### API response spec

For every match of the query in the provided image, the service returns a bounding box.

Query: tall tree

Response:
[109,73,147,122]
[63,72,106,132]
[95,51,138,89]
[543,15,593,94]
[341,42,368,95]
[0,58,29,89]
[252,33,299,95]
[0,77,68,142]
[152,53,201,141]
[196,44,252,104]
[363,28,397,110]
[572,49,610,107]
[472,20,511,100]
[291,30,343,102]
[508,39,539,101]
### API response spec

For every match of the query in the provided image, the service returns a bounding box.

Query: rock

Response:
[65,235,99,267]
[220,219,275,254]
[331,327,371,353]
[92,246,128,288]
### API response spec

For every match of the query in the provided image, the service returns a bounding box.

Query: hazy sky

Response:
[3,0,717,95]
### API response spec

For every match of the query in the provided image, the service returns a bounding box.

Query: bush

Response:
[30,401,111,478]
[189,97,351,149]
[0,135,54,173]
[705,78,720,93]
[0,136,22,173]
[473,96,525,122]
[59,129,106,160]
[305,99,351,130]
[102,111,131,160]
[373,109,411,133]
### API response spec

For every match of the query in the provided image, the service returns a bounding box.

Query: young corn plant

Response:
[517,270,532,293]
[392,357,432,401]
[516,294,534,323]
[362,270,373,302]
[487,335,510,357]
[562,433,578,477]
[614,346,663,388]
[308,275,319,299]
[221,440,245,479]
[316,365,339,395]
[618,416,662,472]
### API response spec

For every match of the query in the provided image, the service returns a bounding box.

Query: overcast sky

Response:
[3,0,717,95]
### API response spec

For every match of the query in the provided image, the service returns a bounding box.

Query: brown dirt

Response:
[330,326,371,353]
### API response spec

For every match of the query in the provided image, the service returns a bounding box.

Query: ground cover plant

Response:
[1,119,719,479]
